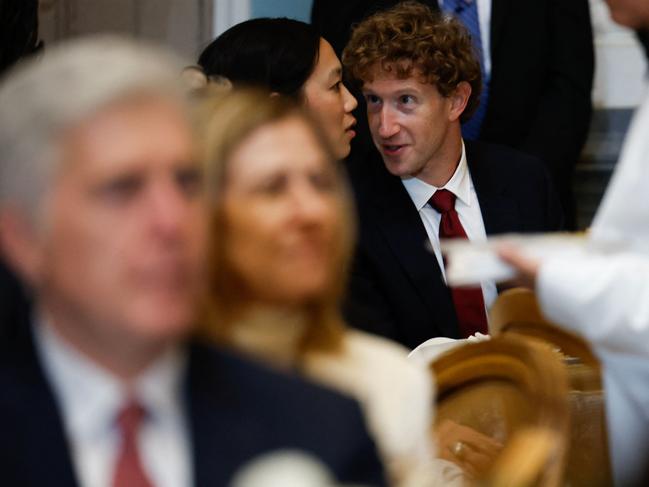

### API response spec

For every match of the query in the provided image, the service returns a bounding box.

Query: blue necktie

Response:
[442,0,489,140]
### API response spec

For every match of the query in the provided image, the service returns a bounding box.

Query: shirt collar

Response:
[401,141,473,210]
[34,313,187,442]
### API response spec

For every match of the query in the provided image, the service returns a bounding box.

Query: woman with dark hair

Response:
[198,18,358,160]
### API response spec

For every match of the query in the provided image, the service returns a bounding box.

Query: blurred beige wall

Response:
[38,0,213,59]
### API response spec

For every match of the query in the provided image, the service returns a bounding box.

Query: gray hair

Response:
[0,35,188,219]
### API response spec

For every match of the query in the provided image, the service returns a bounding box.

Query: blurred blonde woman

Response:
[196,89,460,486]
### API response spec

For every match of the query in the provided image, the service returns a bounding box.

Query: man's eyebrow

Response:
[361,86,422,95]
[394,88,422,95]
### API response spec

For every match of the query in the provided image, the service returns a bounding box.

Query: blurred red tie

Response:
[430,189,488,337]
[113,401,154,487]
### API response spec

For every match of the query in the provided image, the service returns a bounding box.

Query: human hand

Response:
[435,419,504,479]
[497,243,540,290]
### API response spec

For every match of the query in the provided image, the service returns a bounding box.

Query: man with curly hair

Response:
[340,2,563,348]
[313,0,593,230]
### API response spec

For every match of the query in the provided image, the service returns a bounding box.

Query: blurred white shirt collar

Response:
[33,314,191,487]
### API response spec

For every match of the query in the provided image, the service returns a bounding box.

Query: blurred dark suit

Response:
[0,261,28,343]
[0,320,387,486]
[0,0,39,345]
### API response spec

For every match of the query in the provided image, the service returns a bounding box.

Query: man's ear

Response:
[448,81,472,122]
[0,208,44,288]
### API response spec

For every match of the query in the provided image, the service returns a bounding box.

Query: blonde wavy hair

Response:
[195,88,355,355]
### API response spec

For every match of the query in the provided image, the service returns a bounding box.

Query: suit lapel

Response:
[186,345,232,487]
[186,345,271,487]
[465,141,520,235]
[365,155,459,338]
[8,321,80,487]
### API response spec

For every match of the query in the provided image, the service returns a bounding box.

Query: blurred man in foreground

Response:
[0,36,385,486]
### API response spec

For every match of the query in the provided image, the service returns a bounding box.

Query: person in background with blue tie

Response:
[312,0,594,229]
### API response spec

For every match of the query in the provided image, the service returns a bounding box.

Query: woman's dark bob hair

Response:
[198,17,321,99]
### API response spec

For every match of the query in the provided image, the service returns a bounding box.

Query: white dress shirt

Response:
[401,141,497,316]
[34,319,192,487]
[440,0,492,76]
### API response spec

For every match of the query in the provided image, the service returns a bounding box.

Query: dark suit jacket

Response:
[343,141,563,349]
[0,259,29,343]
[478,1,593,199]
[0,320,386,486]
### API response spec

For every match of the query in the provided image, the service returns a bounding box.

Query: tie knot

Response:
[429,189,456,214]
[116,401,146,436]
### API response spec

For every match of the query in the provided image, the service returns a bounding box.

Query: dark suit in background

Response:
[0,0,39,344]
[0,319,386,487]
[344,141,563,349]
[478,0,594,230]
[312,0,594,229]
[0,261,29,342]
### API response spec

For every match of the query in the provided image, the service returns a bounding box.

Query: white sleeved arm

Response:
[537,250,649,357]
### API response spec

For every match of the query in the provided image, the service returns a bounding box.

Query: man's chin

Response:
[131,304,195,340]
[383,160,413,178]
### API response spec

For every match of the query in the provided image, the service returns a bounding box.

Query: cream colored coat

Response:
[229,310,462,486]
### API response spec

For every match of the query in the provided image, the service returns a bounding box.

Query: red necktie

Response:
[429,189,488,337]
[113,402,154,487]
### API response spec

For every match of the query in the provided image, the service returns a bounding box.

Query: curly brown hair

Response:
[342,1,482,122]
